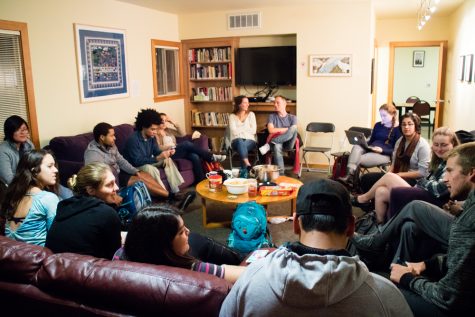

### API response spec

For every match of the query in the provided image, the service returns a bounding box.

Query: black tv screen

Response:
[236,46,296,86]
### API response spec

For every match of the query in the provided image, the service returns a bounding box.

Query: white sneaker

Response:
[212,154,227,162]
[259,143,270,155]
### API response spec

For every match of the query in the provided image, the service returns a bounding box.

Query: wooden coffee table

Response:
[196,176,303,228]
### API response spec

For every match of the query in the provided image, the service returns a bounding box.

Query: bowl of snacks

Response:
[223,178,249,195]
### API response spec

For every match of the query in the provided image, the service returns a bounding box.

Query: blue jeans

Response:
[270,126,298,173]
[231,139,256,167]
[172,141,212,182]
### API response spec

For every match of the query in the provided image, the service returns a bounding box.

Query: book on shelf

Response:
[191,111,230,127]
[190,64,231,80]
[191,86,232,102]
[188,47,231,63]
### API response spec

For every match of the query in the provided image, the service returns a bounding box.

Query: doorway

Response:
[388,41,447,131]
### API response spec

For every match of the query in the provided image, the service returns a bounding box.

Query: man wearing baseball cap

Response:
[219,179,412,317]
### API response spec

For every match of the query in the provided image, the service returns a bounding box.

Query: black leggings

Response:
[188,232,245,265]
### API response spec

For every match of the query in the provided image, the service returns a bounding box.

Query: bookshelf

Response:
[182,37,298,153]
[182,37,240,140]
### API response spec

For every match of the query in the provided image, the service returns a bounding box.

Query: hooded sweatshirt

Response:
[45,196,121,259]
[220,244,413,317]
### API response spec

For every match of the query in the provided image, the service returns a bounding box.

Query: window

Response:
[151,39,183,102]
[0,20,38,147]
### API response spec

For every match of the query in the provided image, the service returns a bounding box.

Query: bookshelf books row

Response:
[191,86,233,102]
[188,47,231,63]
[190,63,232,80]
[192,111,230,127]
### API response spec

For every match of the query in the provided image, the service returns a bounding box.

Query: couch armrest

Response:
[176,135,209,151]
[57,160,83,186]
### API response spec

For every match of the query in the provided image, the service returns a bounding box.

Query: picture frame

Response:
[464,54,473,82]
[74,24,128,103]
[309,54,352,77]
[412,50,425,67]
[458,55,465,81]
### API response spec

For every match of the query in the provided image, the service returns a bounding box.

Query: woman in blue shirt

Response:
[341,103,401,184]
[2,149,59,246]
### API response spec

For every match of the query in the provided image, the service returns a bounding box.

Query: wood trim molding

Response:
[151,39,184,103]
[387,40,448,128]
[0,20,39,148]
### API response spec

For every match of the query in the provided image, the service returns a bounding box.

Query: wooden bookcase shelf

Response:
[182,37,239,140]
[182,37,297,149]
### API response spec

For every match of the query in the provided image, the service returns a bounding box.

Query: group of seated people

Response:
[1,101,474,316]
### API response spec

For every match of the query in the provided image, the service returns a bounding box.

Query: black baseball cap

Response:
[296,179,352,218]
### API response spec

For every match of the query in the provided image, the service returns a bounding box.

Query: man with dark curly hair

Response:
[123,109,195,210]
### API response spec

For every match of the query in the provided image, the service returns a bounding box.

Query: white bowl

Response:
[223,178,249,195]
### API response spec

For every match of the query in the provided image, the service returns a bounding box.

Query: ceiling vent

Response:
[228,12,261,30]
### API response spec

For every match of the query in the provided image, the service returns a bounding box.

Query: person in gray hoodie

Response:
[219,179,412,317]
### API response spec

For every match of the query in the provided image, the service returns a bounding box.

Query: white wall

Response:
[0,0,183,146]
[179,1,373,158]
[375,17,451,120]
[393,46,439,105]
[446,0,475,130]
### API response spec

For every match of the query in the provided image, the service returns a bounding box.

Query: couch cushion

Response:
[37,253,231,316]
[113,124,134,154]
[49,133,94,162]
[0,236,52,284]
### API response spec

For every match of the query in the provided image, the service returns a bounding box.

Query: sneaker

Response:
[351,233,384,252]
[259,143,270,155]
[212,154,227,162]
[176,191,196,212]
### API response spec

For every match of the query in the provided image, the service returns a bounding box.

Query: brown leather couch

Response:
[0,236,232,316]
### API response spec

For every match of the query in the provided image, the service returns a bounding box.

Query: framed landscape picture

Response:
[413,50,425,67]
[309,54,352,77]
[74,24,128,103]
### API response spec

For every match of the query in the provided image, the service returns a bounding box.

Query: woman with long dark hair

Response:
[115,204,245,283]
[229,95,257,169]
[46,163,122,259]
[353,113,431,223]
[2,149,59,245]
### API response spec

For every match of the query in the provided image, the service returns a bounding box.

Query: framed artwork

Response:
[309,54,352,77]
[74,24,128,103]
[413,50,425,67]
[464,54,473,82]
[458,55,465,81]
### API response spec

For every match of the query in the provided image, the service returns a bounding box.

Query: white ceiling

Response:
[116,0,465,18]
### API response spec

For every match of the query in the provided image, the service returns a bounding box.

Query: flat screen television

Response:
[236,46,296,86]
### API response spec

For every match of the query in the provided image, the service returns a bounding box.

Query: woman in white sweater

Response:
[229,96,257,169]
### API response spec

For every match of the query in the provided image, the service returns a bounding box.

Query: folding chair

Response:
[224,125,259,169]
[299,122,335,177]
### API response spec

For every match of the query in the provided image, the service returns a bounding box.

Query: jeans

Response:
[173,141,212,182]
[347,144,390,173]
[399,288,450,317]
[378,200,452,263]
[270,125,298,173]
[231,138,256,167]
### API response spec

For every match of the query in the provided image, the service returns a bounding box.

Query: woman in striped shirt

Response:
[113,204,245,282]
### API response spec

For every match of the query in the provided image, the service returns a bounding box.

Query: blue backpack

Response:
[117,181,152,226]
[227,201,273,253]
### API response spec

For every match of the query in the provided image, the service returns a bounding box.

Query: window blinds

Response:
[0,30,28,140]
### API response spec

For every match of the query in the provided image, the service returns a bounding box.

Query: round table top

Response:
[196,176,303,205]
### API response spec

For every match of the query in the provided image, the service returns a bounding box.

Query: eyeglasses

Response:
[15,128,29,134]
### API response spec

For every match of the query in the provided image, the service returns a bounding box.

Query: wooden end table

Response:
[196,176,303,228]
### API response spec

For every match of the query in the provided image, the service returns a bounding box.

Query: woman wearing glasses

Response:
[352,113,431,224]
[0,115,34,186]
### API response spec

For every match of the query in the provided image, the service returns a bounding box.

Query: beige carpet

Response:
[182,170,365,247]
